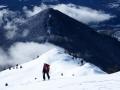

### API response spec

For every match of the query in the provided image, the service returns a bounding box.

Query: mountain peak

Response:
[41,8,55,13]
[1,8,120,73]
[18,8,93,40]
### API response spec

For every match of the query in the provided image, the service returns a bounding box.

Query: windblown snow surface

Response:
[0,47,120,90]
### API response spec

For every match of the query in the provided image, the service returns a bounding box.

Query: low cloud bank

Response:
[0,42,57,68]
[24,4,114,24]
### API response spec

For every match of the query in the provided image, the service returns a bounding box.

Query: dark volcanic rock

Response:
[12,8,120,73]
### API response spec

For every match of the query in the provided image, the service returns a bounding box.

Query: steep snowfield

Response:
[0,47,120,90]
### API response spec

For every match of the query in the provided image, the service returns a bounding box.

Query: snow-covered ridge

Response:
[0,47,105,89]
[1,48,120,90]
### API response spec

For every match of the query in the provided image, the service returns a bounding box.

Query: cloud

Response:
[53,4,114,23]
[0,9,19,27]
[0,8,26,40]
[0,5,7,9]
[0,42,57,67]
[0,48,10,65]
[22,29,29,37]
[4,21,18,39]
[23,4,48,17]
[23,4,114,24]
[0,9,8,26]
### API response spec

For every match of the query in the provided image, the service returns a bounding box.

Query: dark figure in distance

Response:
[20,65,23,69]
[81,60,84,66]
[5,83,8,86]
[16,64,19,69]
[8,67,11,70]
[42,63,50,80]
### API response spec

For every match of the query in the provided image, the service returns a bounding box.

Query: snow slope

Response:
[1,47,120,90]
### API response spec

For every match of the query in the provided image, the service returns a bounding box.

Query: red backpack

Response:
[43,63,50,72]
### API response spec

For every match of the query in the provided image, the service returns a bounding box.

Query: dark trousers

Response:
[43,72,50,80]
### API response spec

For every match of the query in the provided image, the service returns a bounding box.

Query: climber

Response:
[42,63,50,80]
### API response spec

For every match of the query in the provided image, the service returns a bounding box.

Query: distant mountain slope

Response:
[6,8,120,73]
